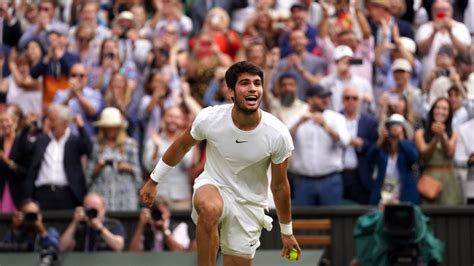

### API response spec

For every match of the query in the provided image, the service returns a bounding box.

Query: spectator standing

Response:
[5,49,42,116]
[87,107,141,211]
[379,59,425,123]
[448,86,469,129]
[1,199,59,252]
[24,104,91,210]
[53,63,103,137]
[317,0,374,83]
[320,45,374,113]
[416,0,471,78]
[30,25,80,110]
[69,1,111,43]
[341,87,378,204]
[18,0,69,50]
[272,29,326,101]
[367,0,415,46]
[368,114,421,205]
[414,97,463,205]
[0,108,28,212]
[59,193,126,252]
[0,1,22,48]
[143,106,194,210]
[423,45,464,107]
[264,73,309,125]
[288,85,350,206]
[104,72,138,138]
[278,3,318,58]
[69,22,101,68]
[129,198,191,251]
[455,119,474,203]
[142,0,193,51]
[189,7,241,61]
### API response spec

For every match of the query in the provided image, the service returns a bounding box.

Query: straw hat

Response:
[94,107,127,128]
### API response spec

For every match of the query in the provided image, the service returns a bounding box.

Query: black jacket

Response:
[0,131,30,208]
[24,127,92,203]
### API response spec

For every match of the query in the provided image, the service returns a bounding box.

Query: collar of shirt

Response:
[48,127,71,144]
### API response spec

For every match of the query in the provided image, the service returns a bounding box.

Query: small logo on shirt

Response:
[235,139,248,143]
[249,240,257,247]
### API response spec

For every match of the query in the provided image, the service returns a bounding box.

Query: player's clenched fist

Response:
[139,180,158,207]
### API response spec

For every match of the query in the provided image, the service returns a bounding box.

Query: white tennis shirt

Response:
[190,104,294,206]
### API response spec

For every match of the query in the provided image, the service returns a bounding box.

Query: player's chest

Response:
[207,132,272,165]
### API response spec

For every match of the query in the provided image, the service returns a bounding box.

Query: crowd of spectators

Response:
[0,0,473,252]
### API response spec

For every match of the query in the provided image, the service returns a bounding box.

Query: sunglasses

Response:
[343,96,359,101]
[70,73,86,78]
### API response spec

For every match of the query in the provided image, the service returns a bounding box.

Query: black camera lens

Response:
[151,208,162,221]
[24,212,38,224]
[85,208,98,219]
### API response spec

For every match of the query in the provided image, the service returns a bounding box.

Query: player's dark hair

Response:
[225,61,264,91]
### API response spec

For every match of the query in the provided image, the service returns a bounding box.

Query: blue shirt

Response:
[278,25,319,58]
[53,86,104,138]
[2,227,59,251]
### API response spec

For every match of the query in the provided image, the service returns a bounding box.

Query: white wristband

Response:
[150,159,174,183]
[279,222,293,236]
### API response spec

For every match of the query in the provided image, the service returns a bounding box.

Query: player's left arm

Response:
[271,160,301,260]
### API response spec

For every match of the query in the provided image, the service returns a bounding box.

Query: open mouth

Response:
[245,96,258,102]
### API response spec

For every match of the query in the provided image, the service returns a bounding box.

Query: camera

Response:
[24,212,38,226]
[104,159,114,166]
[349,58,363,65]
[85,208,98,219]
[119,25,129,39]
[151,208,162,221]
[38,247,59,266]
[436,69,450,77]
[383,204,419,266]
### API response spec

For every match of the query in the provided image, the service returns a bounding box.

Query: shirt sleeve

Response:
[109,222,127,240]
[415,23,433,44]
[334,114,351,147]
[271,126,294,164]
[190,107,213,141]
[172,222,190,249]
[40,228,60,250]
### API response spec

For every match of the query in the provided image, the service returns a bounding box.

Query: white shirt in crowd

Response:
[287,109,350,176]
[190,104,294,207]
[141,220,190,252]
[35,128,71,187]
[343,117,359,170]
[6,76,42,116]
[415,20,471,78]
[455,119,474,199]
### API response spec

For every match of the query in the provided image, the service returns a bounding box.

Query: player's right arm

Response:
[139,126,199,206]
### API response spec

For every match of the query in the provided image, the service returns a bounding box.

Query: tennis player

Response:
[140,61,301,266]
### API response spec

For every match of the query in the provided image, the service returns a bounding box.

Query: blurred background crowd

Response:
[0,0,473,253]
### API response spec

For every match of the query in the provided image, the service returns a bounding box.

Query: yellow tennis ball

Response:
[287,248,298,261]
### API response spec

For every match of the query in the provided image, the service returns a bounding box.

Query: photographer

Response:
[423,45,466,107]
[368,114,420,205]
[129,197,191,252]
[59,192,126,252]
[1,199,59,252]
[87,107,141,211]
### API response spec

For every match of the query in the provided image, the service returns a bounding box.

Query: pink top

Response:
[0,146,18,213]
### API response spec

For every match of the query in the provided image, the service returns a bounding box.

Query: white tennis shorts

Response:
[191,177,273,259]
